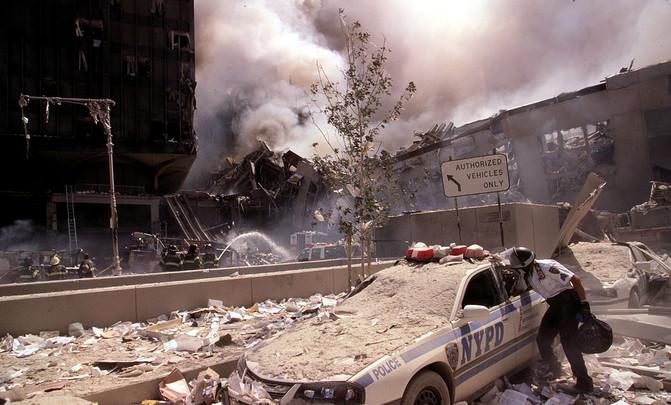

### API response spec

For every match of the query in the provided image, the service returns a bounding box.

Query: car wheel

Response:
[401,370,451,405]
[628,289,640,308]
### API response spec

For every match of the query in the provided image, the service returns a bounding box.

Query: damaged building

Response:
[396,60,671,214]
[0,1,197,256]
[165,141,323,243]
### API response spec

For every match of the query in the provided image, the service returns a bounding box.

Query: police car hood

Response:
[245,260,480,382]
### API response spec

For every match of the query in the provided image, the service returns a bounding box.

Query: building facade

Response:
[396,61,671,214]
[0,0,196,241]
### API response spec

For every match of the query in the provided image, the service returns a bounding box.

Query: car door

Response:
[493,264,547,367]
[452,265,520,399]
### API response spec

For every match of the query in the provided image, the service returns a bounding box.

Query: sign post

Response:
[440,154,510,198]
[441,154,510,247]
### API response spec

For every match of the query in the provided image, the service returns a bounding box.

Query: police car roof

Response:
[246,259,486,382]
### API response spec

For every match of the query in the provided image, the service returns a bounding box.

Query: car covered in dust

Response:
[556,241,671,309]
[225,259,547,405]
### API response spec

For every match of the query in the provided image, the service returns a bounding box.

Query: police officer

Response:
[182,244,202,270]
[161,245,183,271]
[78,253,96,278]
[509,247,593,394]
[202,244,216,269]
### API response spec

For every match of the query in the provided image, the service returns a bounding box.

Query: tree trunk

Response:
[346,235,353,289]
[366,235,372,276]
[359,231,366,281]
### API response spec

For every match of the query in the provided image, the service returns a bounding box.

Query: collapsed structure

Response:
[164,141,323,242]
[395,60,671,213]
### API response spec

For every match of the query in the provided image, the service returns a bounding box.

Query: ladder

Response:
[65,185,79,251]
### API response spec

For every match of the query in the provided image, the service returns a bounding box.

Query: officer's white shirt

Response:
[515,259,575,299]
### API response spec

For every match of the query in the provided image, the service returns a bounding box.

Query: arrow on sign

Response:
[446,174,462,192]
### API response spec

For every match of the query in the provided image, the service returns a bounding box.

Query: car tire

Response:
[401,370,451,405]
[628,289,640,308]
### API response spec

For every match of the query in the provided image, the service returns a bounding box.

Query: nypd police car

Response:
[226,259,546,404]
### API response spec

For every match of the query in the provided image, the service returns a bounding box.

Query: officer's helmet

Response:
[510,247,535,270]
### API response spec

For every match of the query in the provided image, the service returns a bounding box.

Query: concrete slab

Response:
[250,268,334,303]
[0,259,354,297]
[0,286,137,336]
[600,313,671,345]
[82,359,237,405]
[135,276,253,320]
[0,261,396,336]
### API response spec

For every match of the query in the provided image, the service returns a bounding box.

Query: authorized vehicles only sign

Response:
[440,154,510,197]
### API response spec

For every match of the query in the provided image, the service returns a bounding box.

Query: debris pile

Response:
[474,337,671,405]
[208,141,321,228]
[162,141,324,247]
[630,182,671,229]
[0,293,342,402]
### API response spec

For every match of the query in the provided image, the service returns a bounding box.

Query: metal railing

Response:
[74,183,146,196]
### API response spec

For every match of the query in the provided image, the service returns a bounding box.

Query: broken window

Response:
[123,55,137,77]
[78,50,88,72]
[75,18,104,43]
[170,31,191,51]
[138,57,152,78]
[151,0,165,16]
[461,269,503,309]
[538,121,615,199]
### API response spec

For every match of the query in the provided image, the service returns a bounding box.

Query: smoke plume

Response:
[187,0,671,186]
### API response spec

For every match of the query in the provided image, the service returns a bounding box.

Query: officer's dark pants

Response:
[537,289,592,388]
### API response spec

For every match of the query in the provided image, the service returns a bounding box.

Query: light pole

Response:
[19,94,123,275]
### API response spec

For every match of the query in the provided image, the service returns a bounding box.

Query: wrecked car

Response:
[226,260,547,404]
[556,241,670,309]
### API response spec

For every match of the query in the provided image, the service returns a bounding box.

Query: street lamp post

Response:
[19,94,123,275]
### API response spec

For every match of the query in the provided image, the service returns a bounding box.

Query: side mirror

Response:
[462,305,490,322]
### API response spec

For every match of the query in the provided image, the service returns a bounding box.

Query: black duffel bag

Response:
[576,316,613,354]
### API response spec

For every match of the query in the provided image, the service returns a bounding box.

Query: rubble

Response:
[0,292,343,401]
[472,337,671,404]
[164,142,324,247]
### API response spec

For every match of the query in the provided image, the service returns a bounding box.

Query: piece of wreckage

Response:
[160,142,323,266]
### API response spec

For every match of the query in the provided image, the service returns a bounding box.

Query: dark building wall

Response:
[0,0,196,225]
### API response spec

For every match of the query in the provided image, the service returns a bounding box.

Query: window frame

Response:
[457,265,506,311]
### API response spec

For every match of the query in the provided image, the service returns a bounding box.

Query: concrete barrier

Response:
[0,258,366,297]
[83,359,238,405]
[0,286,137,336]
[0,261,395,336]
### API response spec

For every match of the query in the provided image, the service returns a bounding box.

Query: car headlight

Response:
[599,288,618,298]
[298,382,365,404]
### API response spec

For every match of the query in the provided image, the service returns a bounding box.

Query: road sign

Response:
[441,154,510,197]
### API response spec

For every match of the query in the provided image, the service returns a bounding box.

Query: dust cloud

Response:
[187,0,671,186]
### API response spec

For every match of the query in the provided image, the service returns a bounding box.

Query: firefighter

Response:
[182,244,202,270]
[78,253,96,278]
[202,244,216,269]
[161,245,182,271]
[510,247,594,394]
[46,253,68,280]
[18,252,39,282]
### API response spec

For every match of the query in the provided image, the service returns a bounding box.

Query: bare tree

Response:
[310,10,415,287]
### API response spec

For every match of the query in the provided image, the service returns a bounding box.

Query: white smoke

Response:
[187,0,671,186]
